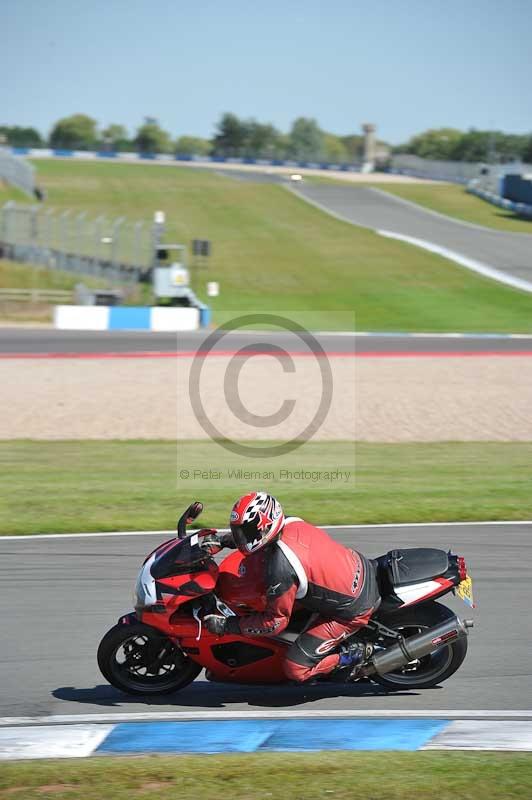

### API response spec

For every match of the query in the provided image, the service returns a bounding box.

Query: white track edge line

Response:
[3,520,531,541]
[4,328,532,339]
[1,710,531,727]
[377,229,532,294]
[369,186,532,236]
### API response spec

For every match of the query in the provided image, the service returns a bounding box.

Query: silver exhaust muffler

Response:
[364,616,473,676]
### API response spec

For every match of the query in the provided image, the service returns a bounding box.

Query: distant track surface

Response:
[292,184,532,286]
[0,523,529,718]
[1,329,532,356]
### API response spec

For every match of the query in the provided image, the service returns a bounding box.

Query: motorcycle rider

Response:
[204,492,381,682]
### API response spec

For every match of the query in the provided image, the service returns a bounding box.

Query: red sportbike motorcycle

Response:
[98,503,475,695]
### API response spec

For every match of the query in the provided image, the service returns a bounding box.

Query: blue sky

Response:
[3,0,531,144]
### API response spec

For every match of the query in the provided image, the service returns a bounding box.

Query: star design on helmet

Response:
[257,510,272,531]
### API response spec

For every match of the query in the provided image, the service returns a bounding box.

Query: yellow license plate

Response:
[456,576,475,608]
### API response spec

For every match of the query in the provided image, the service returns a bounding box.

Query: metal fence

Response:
[390,154,532,189]
[0,149,36,196]
[0,287,73,303]
[0,202,156,283]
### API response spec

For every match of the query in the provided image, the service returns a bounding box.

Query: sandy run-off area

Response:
[1,354,531,441]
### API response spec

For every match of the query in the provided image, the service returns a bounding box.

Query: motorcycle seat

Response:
[376,548,449,588]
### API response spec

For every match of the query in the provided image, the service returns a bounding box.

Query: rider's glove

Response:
[204,614,227,635]
[198,529,237,555]
[217,531,237,549]
[198,529,222,555]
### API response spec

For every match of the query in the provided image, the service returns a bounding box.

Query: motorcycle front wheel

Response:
[97,622,202,695]
[371,601,468,690]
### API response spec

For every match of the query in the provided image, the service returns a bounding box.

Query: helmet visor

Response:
[230,523,264,553]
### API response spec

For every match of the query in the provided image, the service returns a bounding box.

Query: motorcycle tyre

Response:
[97,622,202,696]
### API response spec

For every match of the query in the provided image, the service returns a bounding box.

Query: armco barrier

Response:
[10,147,362,173]
[467,184,532,219]
[502,173,532,206]
[54,304,209,331]
[391,154,532,190]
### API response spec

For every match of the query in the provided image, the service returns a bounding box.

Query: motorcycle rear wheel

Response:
[97,622,202,695]
[371,601,468,690]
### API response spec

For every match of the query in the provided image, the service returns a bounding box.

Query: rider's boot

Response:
[335,641,373,680]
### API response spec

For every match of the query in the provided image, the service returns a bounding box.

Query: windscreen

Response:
[151,533,210,579]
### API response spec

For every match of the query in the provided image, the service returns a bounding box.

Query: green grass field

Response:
[1,440,531,535]
[1,752,531,800]
[2,160,532,331]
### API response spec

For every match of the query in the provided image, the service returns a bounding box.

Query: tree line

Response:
[0,114,370,163]
[395,126,532,164]
[1,114,531,163]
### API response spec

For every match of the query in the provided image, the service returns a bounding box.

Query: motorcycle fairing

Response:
[393,577,455,606]
[155,567,218,603]
[135,537,219,615]
[178,630,289,683]
[211,641,276,667]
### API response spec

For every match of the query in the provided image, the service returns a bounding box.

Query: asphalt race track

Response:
[1,329,532,356]
[214,168,288,184]
[292,184,532,285]
[1,522,530,719]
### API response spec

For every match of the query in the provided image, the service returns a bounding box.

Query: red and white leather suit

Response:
[224,517,381,681]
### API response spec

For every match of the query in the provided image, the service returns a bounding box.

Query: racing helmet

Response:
[230,492,285,555]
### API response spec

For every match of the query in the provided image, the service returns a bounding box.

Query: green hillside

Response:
[2,159,532,330]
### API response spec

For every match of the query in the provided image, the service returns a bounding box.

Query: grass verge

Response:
[2,160,532,331]
[1,441,531,535]
[0,258,111,323]
[376,182,532,234]
[0,258,149,323]
[0,258,98,292]
[1,752,531,800]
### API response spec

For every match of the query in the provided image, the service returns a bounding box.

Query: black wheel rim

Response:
[110,632,190,692]
[379,624,453,685]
